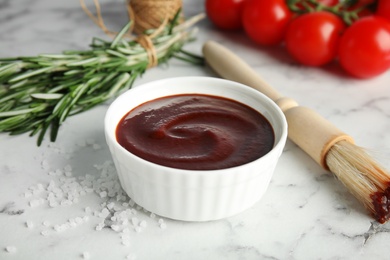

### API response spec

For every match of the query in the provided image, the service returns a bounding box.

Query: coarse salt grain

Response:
[25,221,34,229]
[99,208,110,218]
[82,251,90,259]
[29,199,42,207]
[129,199,135,207]
[111,225,120,232]
[54,224,66,232]
[139,220,147,228]
[131,217,138,226]
[41,230,50,236]
[122,239,130,246]
[41,160,50,170]
[95,223,105,231]
[77,217,84,223]
[159,223,167,229]
[5,246,16,253]
[99,191,107,198]
[134,226,142,233]
[107,202,115,209]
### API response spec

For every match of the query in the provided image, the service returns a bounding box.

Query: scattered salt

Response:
[24,154,169,253]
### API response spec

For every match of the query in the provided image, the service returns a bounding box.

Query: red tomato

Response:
[285,12,345,66]
[241,0,293,46]
[377,0,390,20]
[338,16,390,78]
[205,0,246,30]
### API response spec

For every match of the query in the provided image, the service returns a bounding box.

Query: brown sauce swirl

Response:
[116,94,275,170]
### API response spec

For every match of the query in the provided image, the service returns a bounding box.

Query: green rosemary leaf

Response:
[31,93,64,100]
[0,114,28,131]
[37,121,51,146]
[50,118,60,142]
[106,72,131,98]
[67,57,100,67]
[110,22,132,48]
[105,49,128,59]
[0,108,36,117]
[9,67,52,83]
[169,8,182,34]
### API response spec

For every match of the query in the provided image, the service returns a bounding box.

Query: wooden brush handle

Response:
[202,40,354,169]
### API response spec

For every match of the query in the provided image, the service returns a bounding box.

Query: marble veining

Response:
[1,0,390,259]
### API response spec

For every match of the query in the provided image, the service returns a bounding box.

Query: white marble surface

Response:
[1,0,390,259]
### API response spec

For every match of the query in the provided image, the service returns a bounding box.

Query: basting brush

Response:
[202,40,390,223]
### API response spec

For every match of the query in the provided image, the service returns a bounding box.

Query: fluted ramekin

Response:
[104,76,287,221]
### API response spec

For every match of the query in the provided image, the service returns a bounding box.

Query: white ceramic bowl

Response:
[105,76,287,221]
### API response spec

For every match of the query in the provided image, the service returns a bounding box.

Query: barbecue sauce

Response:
[116,94,275,170]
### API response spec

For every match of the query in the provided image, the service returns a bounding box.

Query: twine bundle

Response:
[130,0,183,34]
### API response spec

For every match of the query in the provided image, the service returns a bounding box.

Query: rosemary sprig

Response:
[0,13,205,146]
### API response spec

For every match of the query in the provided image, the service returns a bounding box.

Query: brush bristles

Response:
[326,140,390,223]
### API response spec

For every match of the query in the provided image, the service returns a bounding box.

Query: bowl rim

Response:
[104,76,288,175]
